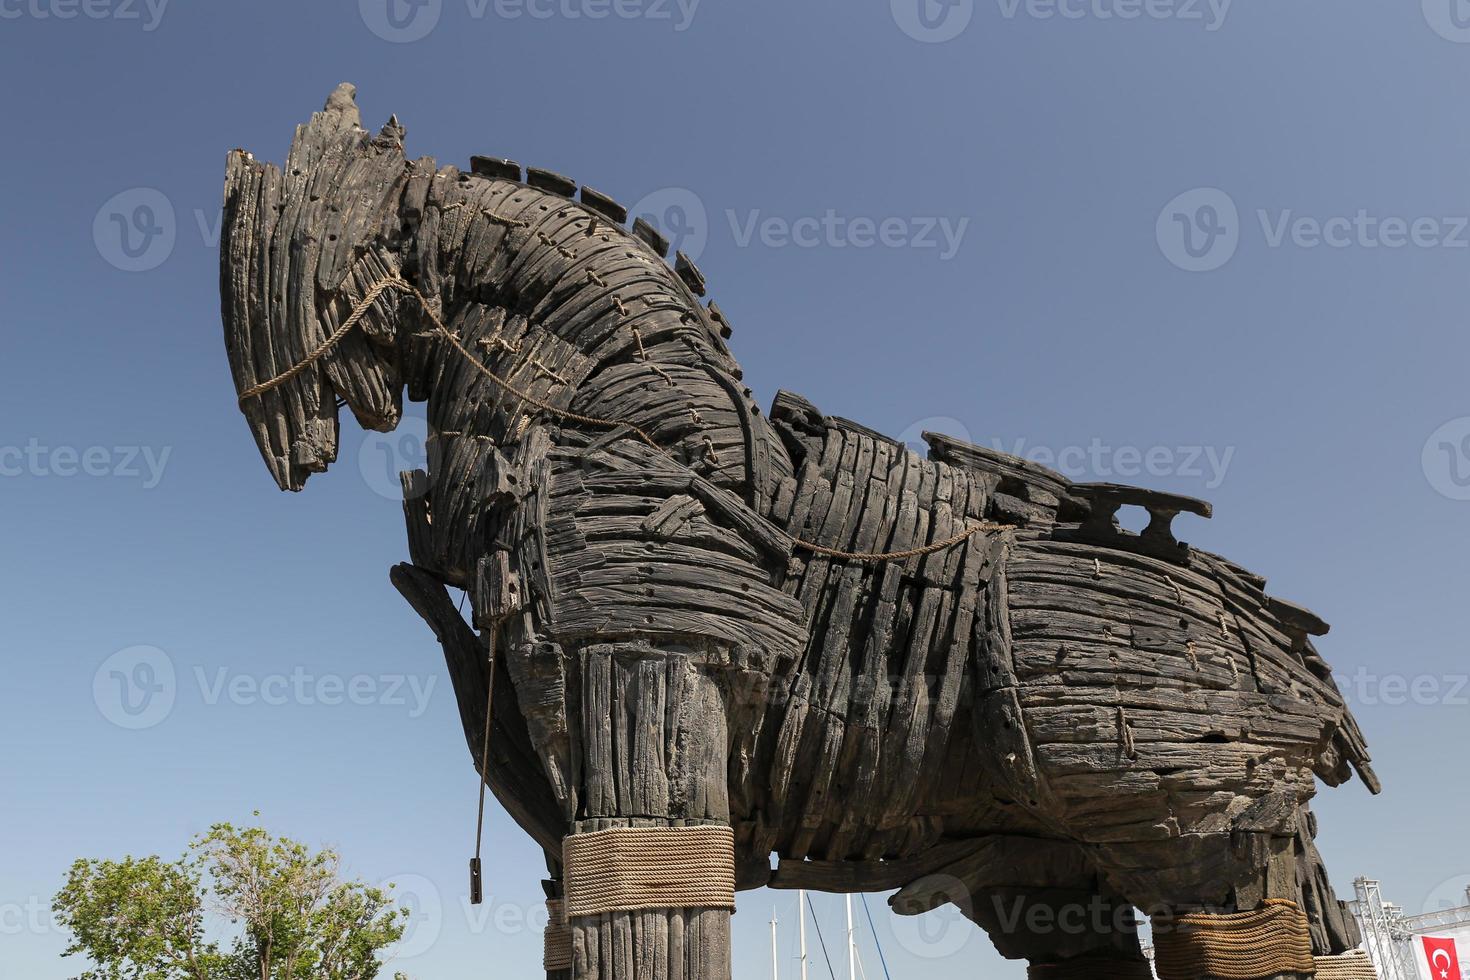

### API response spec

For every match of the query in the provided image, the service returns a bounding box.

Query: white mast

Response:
[798,890,809,980]
[771,907,780,980]
[846,894,856,980]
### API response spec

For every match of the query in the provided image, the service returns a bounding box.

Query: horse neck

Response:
[411,168,779,497]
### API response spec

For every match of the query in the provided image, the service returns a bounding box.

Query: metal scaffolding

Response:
[1351,877,1470,980]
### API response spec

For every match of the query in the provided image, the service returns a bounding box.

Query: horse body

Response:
[222,85,1378,979]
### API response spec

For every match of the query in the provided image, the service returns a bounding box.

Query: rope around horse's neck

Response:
[237,275,1005,562]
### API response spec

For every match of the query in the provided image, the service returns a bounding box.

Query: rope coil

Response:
[1150,899,1315,980]
[236,274,1003,563]
[1313,951,1380,980]
[543,898,573,972]
[561,825,736,918]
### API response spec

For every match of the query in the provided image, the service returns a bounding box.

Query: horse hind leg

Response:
[1126,810,1357,980]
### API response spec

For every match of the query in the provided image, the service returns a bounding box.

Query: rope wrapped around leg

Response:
[1151,899,1315,980]
[542,898,573,973]
[1312,950,1380,980]
[1027,954,1154,979]
[561,825,736,918]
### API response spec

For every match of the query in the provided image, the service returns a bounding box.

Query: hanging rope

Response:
[469,621,500,905]
[238,275,1006,564]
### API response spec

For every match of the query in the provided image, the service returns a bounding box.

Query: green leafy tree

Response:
[54,816,410,980]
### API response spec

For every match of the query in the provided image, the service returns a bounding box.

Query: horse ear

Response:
[319,82,363,132]
[379,114,405,144]
[284,84,365,176]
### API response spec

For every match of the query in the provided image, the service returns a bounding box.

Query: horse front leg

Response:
[564,641,735,980]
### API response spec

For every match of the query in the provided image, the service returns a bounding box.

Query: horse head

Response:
[221,83,418,490]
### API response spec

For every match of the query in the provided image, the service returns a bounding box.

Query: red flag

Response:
[1422,936,1463,980]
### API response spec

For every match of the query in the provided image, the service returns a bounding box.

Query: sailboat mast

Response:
[771,907,780,980]
[846,894,856,980]
[798,889,809,980]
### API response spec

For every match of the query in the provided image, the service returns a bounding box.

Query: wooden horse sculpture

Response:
[221,85,1380,980]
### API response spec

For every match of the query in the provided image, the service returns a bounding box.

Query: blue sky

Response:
[3,1,1470,977]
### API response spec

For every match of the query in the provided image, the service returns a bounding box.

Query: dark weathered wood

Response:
[224,84,1381,979]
